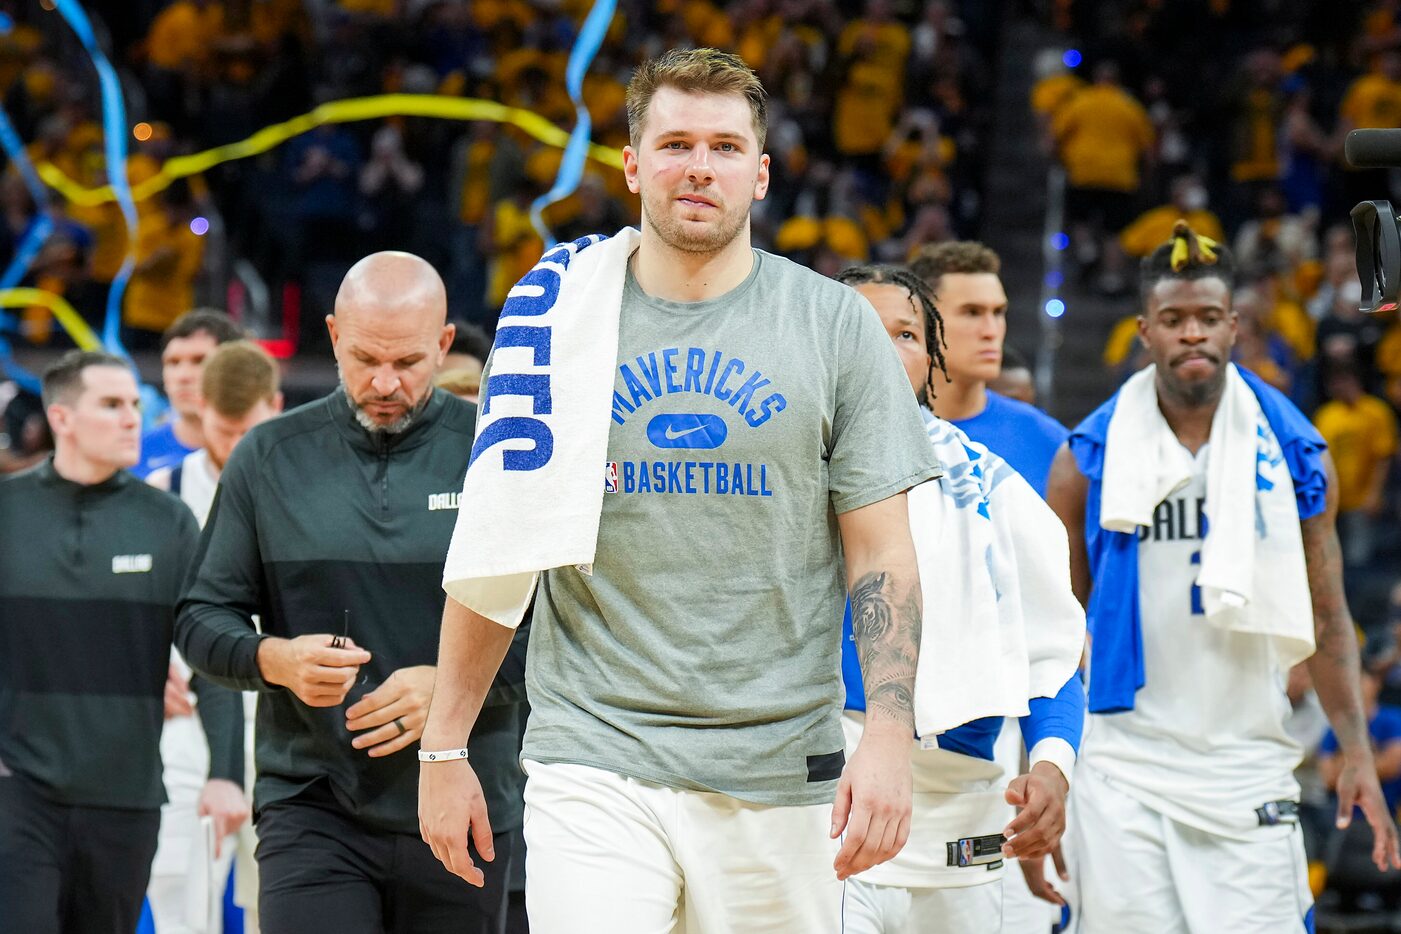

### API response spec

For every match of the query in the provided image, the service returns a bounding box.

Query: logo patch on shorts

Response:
[112,554,153,574]
[947,834,1006,868]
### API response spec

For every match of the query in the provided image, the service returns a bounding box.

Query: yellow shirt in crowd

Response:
[1339,72,1401,130]
[834,60,904,156]
[1031,73,1084,119]
[1314,395,1398,513]
[1052,85,1154,192]
[123,211,205,334]
[146,0,225,71]
[1119,207,1225,257]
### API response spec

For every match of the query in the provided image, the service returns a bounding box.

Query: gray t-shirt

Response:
[522,248,941,806]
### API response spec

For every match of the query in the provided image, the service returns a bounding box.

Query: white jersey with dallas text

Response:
[1080,442,1303,840]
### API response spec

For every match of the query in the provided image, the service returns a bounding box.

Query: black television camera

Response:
[1346,129,1401,314]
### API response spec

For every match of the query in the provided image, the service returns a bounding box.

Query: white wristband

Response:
[417,747,470,763]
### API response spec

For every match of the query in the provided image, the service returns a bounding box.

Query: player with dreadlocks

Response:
[835,263,1088,932]
[1043,222,1399,932]
[835,265,949,405]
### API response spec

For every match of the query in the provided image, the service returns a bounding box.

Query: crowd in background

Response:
[0,0,998,352]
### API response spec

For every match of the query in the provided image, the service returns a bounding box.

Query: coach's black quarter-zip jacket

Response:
[1,458,242,809]
[176,389,527,835]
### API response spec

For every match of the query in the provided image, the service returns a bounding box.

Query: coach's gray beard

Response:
[338,367,427,435]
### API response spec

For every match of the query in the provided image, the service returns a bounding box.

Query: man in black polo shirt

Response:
[0,351,244,934]
[177,251,526,934]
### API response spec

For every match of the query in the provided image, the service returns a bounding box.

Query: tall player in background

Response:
[910,242,1066,494]
[147,341,281,934]
[135,310,245,478]
[836,264,1085,932]
[1045,224,1400,932]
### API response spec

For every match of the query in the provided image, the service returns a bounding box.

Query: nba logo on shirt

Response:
[604,462,619,494]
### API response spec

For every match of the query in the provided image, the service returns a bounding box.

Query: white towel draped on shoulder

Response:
[912,414,1086,737]
[1099,364,1314,665]
[442,228,641,628]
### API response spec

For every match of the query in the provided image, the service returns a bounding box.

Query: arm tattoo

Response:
[1301,510,1370,754]
[851,570,920,730]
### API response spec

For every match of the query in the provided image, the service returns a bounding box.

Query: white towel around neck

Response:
[1100,364,1314,665]
[442,228,640,627]
[911,415,1086,737]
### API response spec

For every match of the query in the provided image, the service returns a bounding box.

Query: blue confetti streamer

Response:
[0,94,51,391]
[529,0,618,248]
[54,0,137,359]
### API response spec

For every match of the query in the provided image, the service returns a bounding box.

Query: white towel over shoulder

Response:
[1100,363,1313,665]
[442,228,640,627]
[911,415,1085,737]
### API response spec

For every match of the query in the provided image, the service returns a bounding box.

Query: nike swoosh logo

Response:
[664,424,706,440]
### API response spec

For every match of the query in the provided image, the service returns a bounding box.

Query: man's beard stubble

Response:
[1159,358,1228,410]
[337,364,429,435]
[641,189,750,256]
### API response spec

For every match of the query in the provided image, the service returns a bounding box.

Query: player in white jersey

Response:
[146,340,281,933]
[837,265,1086,933]
[1043,223,1400,933]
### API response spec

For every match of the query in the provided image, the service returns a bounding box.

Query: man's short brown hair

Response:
[201,340,279,418]
[41,350,129,408]
[626,48,768,149]
[909,241,1002,291]
[160,307,244,352]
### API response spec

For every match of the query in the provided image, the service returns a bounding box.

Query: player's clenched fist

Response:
[256,634,372,707]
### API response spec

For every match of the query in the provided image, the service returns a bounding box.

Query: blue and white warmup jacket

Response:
[842,412,1086,888]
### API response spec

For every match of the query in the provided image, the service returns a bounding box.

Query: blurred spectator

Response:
[435,319,490,403]
[358,124,425,251]
[1234,187,1318,275]
[1308,225,1361,322]
[989,344,1036,404]
[1316,279,1387,390]
[554,174,630,245]
[833,0,910,164]
[285,120,361,262]
[1029,48,1083,141]
[122,181,207,351]
[1336,50,1401,208]
[1052,61,1155,291]
[1314,366,1398,567]
[1118,173,1225,260]
[1369,583,1401,707]
[1226,49,1284,225]
[1233,286,1296,395]
[1278,76,1328,219]
[1319,668,1401,819]
[135,309,245,478]
[0,380,51,473]
[442,320,491,373]
[1239,263,1315,367]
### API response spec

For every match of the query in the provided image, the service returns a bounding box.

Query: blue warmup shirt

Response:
[841,605,1085,760]
[134,422,196,479]
[849,394,1081,760]
[952,390,1068,497]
